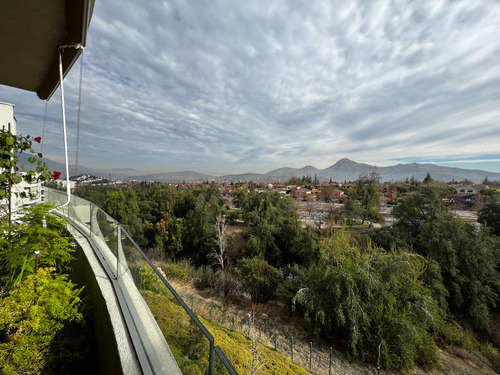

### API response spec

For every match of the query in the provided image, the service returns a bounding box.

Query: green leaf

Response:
[36,166,44,173]
[12,176,22,184]
[0,189,5,197]
[28,156,36,163]
[5,136,14,145]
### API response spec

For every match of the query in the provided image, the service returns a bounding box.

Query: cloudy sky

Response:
[1,0,500,175]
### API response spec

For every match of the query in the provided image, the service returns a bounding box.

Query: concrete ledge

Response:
[69,226,142,375]
[66,216,181,375]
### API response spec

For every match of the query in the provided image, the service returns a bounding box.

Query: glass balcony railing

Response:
[44,187,238,375]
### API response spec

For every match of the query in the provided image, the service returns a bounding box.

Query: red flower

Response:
[34,137,42,143]
[52,171,61,180]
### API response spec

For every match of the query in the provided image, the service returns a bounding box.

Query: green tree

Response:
[391,188,500,332]
[392,188,449,246]
[478,198,500,236]
[181,186,225,263]
[235,257,282,305]
[275,264,307,317]
[103,189,139,225]
[156,212,183,259]
[343,198,363,226]
[296,228,442,371]
[423,172,433,184]
[235,189,310,267]
[349,171,383,224]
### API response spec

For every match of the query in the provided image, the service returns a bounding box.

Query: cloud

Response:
[1,0,499,174]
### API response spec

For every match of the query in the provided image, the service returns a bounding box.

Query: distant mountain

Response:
[211,173,280,184]
[266,158,373,182]
[126,171,210,183]
[118,159,500,184]
[265,165,320,179]
[377,163,498,184]
[23,154,498,184]
[320,158,374,182]
[112,167,138,172]
[265,158,500,184]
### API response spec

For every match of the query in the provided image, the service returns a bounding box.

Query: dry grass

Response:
[167,277,498,375]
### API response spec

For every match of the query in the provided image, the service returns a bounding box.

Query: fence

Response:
[181,291,347,375]
[44,188,237,375]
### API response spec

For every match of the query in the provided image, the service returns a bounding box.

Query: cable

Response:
[75,54,83,176]
[41,100,48,153]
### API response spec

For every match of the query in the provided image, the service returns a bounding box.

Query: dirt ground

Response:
[166,277,497,375]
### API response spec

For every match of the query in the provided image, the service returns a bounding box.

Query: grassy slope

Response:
[145,291,309,374]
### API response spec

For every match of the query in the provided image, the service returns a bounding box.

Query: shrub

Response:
[0,269,83,374]
[213,270,240,297]
[192,265,215,290]
[139,266,162,293]
[297,228,443,371]
[162,260,193,282]
[235,257,282,304]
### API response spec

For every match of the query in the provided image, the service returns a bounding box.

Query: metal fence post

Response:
[329,347,332,375]
[232,314,235,330]
[291,336,294,362]
[310,341,312,370]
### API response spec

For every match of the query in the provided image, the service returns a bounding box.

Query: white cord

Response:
[56,46,73,209]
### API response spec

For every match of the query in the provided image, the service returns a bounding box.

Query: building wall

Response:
[0,101,16,134]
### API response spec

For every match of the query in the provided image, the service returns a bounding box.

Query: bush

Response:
[213,270,240,297]
[192,265,215,290]
[297,228,443,371]
[225,209,242,224]
[139,266,162,293]
[161,260,194,282]
[235,257,282,304]
[0,269,83,374]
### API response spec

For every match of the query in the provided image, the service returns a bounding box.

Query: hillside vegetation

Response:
[145,291,309,374]
[73,177,500,373]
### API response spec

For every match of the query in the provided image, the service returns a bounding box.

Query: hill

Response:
[18,153,500,184]
[122,158,500,184]
[265,158,500,184]
[126,170,210,183]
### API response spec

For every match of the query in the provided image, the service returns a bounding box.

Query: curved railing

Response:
[44,188,238,375]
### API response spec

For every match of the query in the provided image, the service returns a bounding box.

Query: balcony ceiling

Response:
[0,0,94,100]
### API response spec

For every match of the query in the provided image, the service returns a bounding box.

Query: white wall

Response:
[0,101,16,134]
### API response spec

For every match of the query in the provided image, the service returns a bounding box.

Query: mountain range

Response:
[126,158,500,184]
[17,154,500,184]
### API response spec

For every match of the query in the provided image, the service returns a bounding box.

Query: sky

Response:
[1,0,499,176]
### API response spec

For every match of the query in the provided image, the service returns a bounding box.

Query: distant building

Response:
[455,185,481,195]
[0,104,44,215]
[0,101,16,133]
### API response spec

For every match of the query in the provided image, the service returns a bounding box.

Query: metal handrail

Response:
[215,346,239,375]
[44,188,237,375]
[119,224,216,372]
